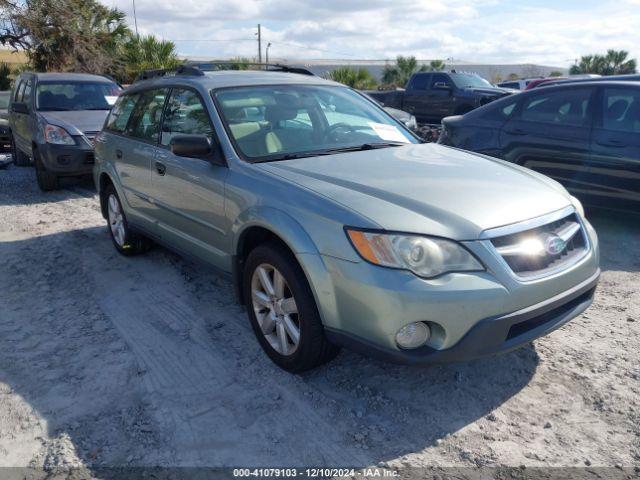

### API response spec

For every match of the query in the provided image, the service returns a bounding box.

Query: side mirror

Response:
[11,102,29,114]
[169,134,223,164]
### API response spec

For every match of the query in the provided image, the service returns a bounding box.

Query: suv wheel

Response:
[33,148,59,191]
[244,243,339,373]
[104,184,151,256]
[11,135,31,167]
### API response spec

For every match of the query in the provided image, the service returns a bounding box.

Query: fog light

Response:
[396,322,430,349]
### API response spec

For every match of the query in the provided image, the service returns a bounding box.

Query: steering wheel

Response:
[323,122,356,142]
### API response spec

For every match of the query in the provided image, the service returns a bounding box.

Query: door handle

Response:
[115,149,123,159]
[155,161,166,176]
[505,128,527,136]
[596,139,627,148]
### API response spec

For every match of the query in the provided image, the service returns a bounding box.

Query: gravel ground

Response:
[0,164,639,477]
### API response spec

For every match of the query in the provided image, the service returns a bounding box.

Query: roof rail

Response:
[188,62,316,76]
[135,65,206,82]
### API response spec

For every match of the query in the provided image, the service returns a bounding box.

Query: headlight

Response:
[346,229,484,278]
[570,195,585,218]
[44,124,75,145]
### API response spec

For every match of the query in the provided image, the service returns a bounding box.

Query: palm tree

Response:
[570,50,636,75]
[428,59,446,71]
[0,62,12,90]
[121,35,181,83]
[328,67,377,89]
[381,55,428,88]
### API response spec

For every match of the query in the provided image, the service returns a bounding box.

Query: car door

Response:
[589,85,640,211]
[427,73,455,121]
[110,89,169,227]
[151,87,230,270]
[499,86,595,189]
[403,73,431,122]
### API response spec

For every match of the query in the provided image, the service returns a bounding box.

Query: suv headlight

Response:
[44,124,75,145]
[346,228,484,278]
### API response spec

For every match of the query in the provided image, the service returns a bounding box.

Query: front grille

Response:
[490,213,588,278]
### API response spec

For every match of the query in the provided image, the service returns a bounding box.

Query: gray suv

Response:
[94,66,600,373]
[9,72,121,190]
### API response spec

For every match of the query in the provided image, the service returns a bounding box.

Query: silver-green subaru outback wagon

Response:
[93,65,600,373]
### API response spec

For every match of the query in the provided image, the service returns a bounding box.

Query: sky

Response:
[101,0,640,67]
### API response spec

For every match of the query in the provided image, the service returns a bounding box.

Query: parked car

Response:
[8,72,121,190]
[525,74,604,90]
[94,66,599,373]
[0,91,11,148]
[366,71,513,124]
[536,73,640,89]
[439,81,640,213]
[497,77,543,90]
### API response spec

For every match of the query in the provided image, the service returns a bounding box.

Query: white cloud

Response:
[101,0,640,67]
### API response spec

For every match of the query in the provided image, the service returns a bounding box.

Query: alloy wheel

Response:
[107,194,126,247]
[250,263,300,356]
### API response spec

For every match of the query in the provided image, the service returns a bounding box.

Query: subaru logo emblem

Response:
[543,235,566,256]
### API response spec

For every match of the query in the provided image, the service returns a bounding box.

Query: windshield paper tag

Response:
[368,122,410,143]
[105,96,118,106]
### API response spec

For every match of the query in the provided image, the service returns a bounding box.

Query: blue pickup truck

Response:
[366,71,513,124]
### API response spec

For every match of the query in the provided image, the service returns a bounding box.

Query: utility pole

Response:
[266,43,272,64]
[132,0,139,38]
[257,24,262,64]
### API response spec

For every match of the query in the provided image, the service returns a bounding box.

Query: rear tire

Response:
[33,148,59,191]
[243,242,339,373]
[11,135,31,167]
[104,184,151,256]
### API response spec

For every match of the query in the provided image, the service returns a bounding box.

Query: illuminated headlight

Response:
[44,124,75,145]
[346,229,484,278]
[570,195,585,218]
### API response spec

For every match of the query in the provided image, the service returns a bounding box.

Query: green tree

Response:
[381,55,427,87]
[427,59,446,71]
[570,50,636,75]
[0,0,129,73]
[0,62,12,90]
[228,57,251,70]
[548,71,564,77]
[120,34,181,83]
[506,73,519,80]
[327,66,377,89]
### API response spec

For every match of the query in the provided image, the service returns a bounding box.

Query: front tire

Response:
[244,242,339,373]
[33,148,59,191]
[104,184,151,256]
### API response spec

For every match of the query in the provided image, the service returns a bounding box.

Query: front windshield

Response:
[36,81,121,111]
[214,85,418,162]
[450,74,492,89]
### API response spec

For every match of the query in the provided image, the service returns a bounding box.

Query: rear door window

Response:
[601,87,640,133]
[126,89,169,142]
[105,94,140,133]
[14,81,25,102]
[430,73,452,88]
[520,88,593,126]
[160,88,213,146]
[22,79,33,104]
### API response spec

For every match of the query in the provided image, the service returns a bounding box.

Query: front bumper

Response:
[0,125,11,152]
[304,218,600,364]
[38,138,95,175]
[326,269,598,364]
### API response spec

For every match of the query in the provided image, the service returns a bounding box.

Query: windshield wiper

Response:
[322,142,407,153]
[252,142,407,164]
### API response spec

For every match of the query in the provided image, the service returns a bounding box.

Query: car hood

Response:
[38,110,109,135]
[258,143,571,240]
